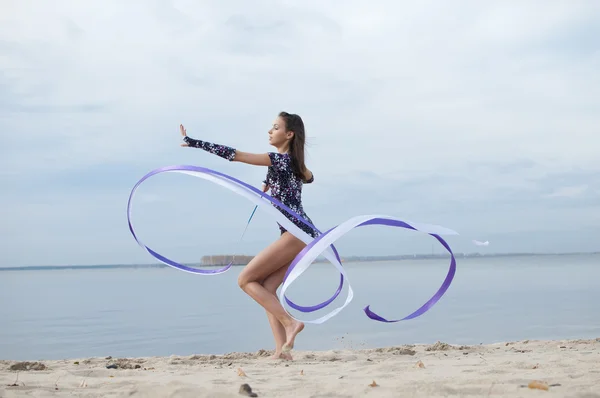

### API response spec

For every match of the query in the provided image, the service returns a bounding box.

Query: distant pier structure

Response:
[201,255,254,266]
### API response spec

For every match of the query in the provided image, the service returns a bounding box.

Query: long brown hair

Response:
[279,111,308,182]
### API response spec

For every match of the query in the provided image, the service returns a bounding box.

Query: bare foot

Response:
[282,320,304,353]
[269,352,293,361]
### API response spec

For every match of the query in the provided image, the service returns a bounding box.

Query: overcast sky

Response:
[1,1,599,267]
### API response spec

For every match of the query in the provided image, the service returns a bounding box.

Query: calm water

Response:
[1,254,599,360]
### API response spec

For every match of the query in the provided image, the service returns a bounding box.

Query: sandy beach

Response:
[1,338,599,397]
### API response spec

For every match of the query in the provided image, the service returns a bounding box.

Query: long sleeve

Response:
[183,136,236,161]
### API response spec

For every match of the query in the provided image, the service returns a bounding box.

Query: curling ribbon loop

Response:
[127,165,459,324]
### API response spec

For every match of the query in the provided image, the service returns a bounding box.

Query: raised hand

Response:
[180,124,189,146]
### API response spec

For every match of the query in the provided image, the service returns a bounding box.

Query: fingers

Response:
[180,124,188,146]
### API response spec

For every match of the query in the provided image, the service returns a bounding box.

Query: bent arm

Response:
[304,169,314,183]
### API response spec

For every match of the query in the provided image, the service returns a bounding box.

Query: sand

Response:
[1,339,599,397]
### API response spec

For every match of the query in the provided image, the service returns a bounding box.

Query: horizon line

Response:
[1,251,598,271]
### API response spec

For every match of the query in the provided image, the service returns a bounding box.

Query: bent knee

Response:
[237,272,257,289]
[237,274,247,289]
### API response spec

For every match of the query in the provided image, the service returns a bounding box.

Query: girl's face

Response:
[268,116,293,148]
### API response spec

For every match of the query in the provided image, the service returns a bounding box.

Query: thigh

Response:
[262,261,291,293]
[239,232,306,285]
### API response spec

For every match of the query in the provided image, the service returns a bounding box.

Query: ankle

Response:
[279,316,294,328]
[281,317,298,329]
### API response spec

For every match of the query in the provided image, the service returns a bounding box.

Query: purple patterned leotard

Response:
[263,152,318,238]
[184,136,318,238]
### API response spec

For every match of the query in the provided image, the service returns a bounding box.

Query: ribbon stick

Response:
[127,165,459,324]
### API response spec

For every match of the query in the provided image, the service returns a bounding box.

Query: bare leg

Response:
[262,264,292,360]
[238,232,306,353]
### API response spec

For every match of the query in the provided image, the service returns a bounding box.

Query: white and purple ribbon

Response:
[127,165,459,324]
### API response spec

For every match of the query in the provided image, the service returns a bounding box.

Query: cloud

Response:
[1,1,599,266]
[545,185,588,199]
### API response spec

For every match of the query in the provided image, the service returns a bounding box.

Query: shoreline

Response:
[2,338,599,397]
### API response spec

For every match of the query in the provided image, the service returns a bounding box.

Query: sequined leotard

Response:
[262,152,318,238]
[184,136,319,238]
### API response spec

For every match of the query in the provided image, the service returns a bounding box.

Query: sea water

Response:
[1,254,598,360]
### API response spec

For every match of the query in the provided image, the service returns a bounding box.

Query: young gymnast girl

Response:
[179,111,317,360]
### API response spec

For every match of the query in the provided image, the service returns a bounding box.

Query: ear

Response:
[286,130,295,140]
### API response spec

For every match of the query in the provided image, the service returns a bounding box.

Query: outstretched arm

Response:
[179,124,314,181]
[180,124,272,166]
[232,151,271,166]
